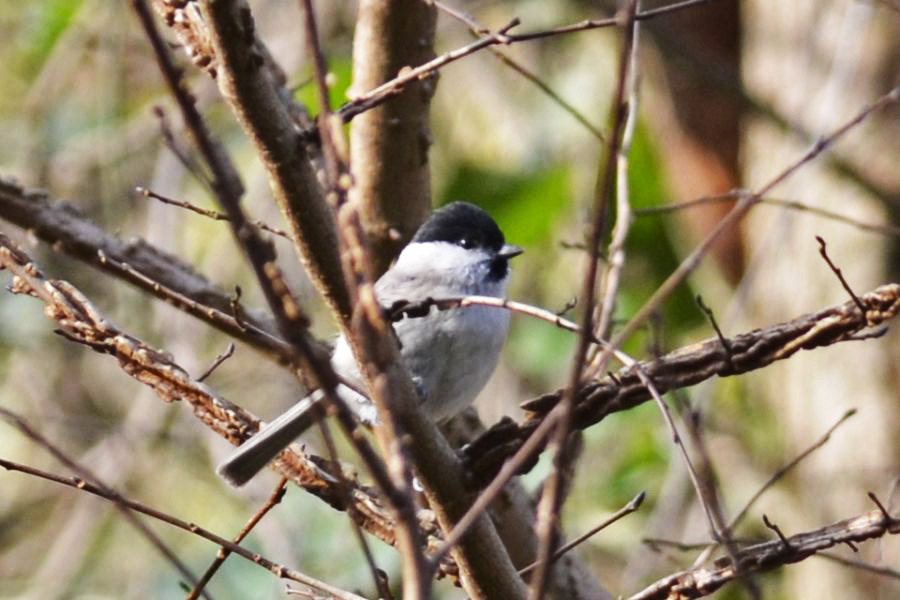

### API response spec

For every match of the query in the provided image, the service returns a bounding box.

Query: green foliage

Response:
[14,0,84,78]
[294,55,354,115]
[438,162,572,248]
[622,122,703,331]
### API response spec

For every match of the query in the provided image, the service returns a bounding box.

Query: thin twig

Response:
[518,490,645,576]
[197,342,236,382]
[629,364,724,543]
[816,236,868,318]
[186,479,289,600]
[0,410,211,600]
[152,105,213,190]
[0,458,365,600]
[635,193,900,237]
[589,0,641,372]
[137,186,291,240]
[529,5,639,598]
[433,0,605,140]
[817,550,900,580]
[334,0,716,125]
[728,409,857,532]
[695,296,735,373]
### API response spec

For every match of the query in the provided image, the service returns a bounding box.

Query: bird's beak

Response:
[498,244,524,259]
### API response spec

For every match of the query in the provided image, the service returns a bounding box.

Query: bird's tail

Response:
[217,393,324,486]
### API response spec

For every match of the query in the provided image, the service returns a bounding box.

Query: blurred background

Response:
[0,1,897,598]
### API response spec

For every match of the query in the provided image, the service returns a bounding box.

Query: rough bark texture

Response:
[350,0,436,275]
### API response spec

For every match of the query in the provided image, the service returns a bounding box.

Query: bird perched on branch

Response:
[218,202,522,486]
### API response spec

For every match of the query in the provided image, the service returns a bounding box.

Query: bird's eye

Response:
[458,236,475,249]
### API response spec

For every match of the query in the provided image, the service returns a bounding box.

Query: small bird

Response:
[218,202,522,486]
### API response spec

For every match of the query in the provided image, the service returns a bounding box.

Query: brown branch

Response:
[0,410,210,599]
[349,0,436,274]
[529,4,639,597]
[463,283,900,483]
[186,478,288,600]
[628,504,900,600]
[152,0,352,324]
[0,233,440,560]
[333,0,716,126]
[0,177,294,362]
[0,459,365,600]
[137,186,291,240]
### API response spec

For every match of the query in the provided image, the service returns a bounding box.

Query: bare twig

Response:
[635,194,900,237]
[0,458,365,600]
[628,505,900,600]
[818,550,900,580]
[137,186,291,240]
[518,490,645,576]
[433,0,605,140]
[816,236,868,318]
[186,479,289,600]
[334,0,716,125]
[590,0,642,371]
[0,410,210,599]
[728,409,857,532]
[197,342,236,382]
[529,6,639,596]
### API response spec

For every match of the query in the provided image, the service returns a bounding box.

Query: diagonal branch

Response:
[0,233,448,562]
[0,458,365,600]
[463,283,900,483]
[0,177,295,362]
[152,0,351,324]
[628,504,900,600]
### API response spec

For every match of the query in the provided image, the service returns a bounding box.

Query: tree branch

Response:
[350,0,436,274]
[628,504,900,600]
[0,176,295,362]
[463,283,900,483]
[157,0,352,325]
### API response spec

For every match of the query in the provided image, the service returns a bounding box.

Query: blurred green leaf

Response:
[620,121,703,335]
[439,163,571,248]
[17,0,84,77]
[295,55,354,115]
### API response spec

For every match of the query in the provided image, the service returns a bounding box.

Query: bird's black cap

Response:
[412,202,506,253]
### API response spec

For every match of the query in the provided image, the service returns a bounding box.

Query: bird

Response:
[218,201,522,486]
